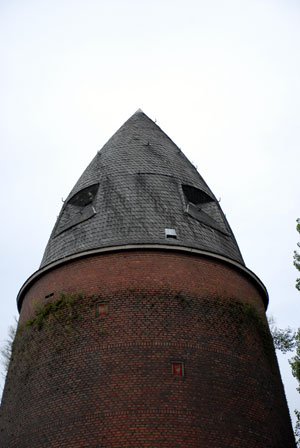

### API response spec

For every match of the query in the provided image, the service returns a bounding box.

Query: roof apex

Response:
[40,112,245,269]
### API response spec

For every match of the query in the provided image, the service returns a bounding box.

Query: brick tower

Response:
[0,110,296,447]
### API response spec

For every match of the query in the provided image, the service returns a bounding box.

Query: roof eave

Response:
[17,244,269,312]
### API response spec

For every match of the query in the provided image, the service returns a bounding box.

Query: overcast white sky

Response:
[1,0,300,426]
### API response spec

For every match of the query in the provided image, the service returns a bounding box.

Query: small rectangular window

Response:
[96,303,108,316]
[172,361,184,377]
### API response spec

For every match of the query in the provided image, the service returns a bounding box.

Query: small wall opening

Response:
[165,228,177,239]
[96,303,109,316]
[172,361,184,377]
[44,292,54,299]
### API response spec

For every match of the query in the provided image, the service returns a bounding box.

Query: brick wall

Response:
[0,250,296,447]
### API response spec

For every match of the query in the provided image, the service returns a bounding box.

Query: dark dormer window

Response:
[182,184,213,205]
[182,184,229,235]
[68,183,99,207]
[54,184,99,236]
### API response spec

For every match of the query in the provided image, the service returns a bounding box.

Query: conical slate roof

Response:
[40,110,244,268]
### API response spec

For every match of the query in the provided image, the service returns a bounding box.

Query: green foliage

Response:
[293,218,300,446]
[269,319,300,445]
[26,292,82,329]
[294,218,300,291]
[0,319,17,376]
[289,329,300,392]
[268,318,296,353]
[3,293,85,370]
[295,410,300,447]
[271,218,300,446]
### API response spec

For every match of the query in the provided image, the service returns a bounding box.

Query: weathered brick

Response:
[0,250,296,447]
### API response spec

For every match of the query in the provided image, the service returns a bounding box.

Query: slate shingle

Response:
[40,110,244,267]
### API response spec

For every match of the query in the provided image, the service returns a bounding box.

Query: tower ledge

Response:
[17,244,268,312]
